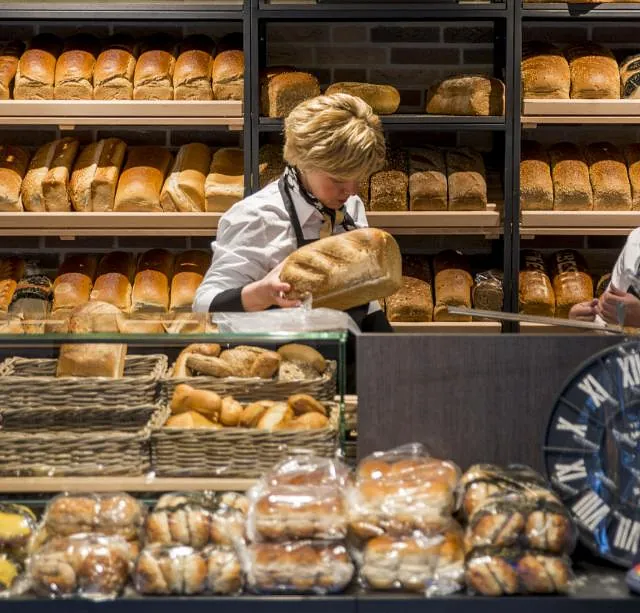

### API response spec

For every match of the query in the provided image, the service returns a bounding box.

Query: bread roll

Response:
[54,34,101,100]
[624,143,640,211]
[620,54,640,99]
[166,411,220,429]
[522,42,570,99]
[551,250,593,318]
[70,139,127,212]
[408,147,447,211]
[280,228,402,311]
[566,43,620,99]
[261,70,320,118]
[94,34,138,100]
[0,258,25,312]
[52,254,98,312]
[0,40,25,100]
[585,142,632,211]
[170,384,222,419]
[433,250,473,322]
[90,252,136,312]
[133,36,176,100]
[160,143,211,213]
[131,249,174,313]
[174,35,214,100]
[170,250,211,312]
[519,250,555,317]
[205,148,244,212]
[446,148,487,211]
[426,75,505,116]
[14,34,63,100]
[548,142,593,211]
[0,145,30,212]
[325,82,400,114]
[520,141,553,211]
[114,146,172,212]
[385,276,433,322]
[259,144,285,188]
[370,148,408,212]
[211,50,244,101]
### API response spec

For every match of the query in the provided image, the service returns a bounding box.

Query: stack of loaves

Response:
[0,33,243,101]
[0,140,244,214]
[244,455,355,594]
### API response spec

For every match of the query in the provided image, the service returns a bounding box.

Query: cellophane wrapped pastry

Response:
[0,554,21,593]
[0,503,37,562]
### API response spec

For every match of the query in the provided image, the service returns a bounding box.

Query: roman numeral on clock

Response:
[577,374,614,408]
[613,515,640,554]
[555,459,587,483]
[572,491,610,532]
[617,354,640,389]
[555,416,588,438]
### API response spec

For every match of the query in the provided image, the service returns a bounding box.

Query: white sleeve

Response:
[610,227,640,293]
[348,196,369,229]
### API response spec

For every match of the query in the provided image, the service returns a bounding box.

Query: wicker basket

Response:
[0,406,169,477]
[161,360,337,404]
[151,403,340,478]
[0,354,168,410]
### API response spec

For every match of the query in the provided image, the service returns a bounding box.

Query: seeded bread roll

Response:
[426,75,505,116]
[566,43,620,99]
[0,40,25,100]
[14,34,63,100]
[94,34,138,100]
[261,69,320,118]
[519,250,555,317]
[446,148,487,211]
[408,147,447,211]
[584,142,632,211]
[0,145,30,212]
[433,250,473,322]
[370,148,408,212]
[520,140,553,211]
[174,35,215,101]
[211,50,244,101]
[548,142,593,211]
[522,42,570,99]
[54,34,101,100]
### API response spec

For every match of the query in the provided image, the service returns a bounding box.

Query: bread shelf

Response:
[519,322,598,334]
[522,3,640,18]
[521,211,640,236]
[522,100,640,127]
[392,322,502,333]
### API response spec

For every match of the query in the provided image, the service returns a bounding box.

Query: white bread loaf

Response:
[205,147,244,212]
[160,143,211,213]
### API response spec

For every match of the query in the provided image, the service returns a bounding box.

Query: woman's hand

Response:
[241,262,302,312]
[569,299,599,322]
[599,286,640,326]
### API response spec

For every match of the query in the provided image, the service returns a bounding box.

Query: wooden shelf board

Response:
[523,99,640,117]
[521,211,640,236]
[519,322,598,334]
[392,321,502,333]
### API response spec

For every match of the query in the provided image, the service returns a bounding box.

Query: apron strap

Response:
[278,176,305,249]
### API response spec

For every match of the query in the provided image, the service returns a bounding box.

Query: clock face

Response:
[545,341,640,568]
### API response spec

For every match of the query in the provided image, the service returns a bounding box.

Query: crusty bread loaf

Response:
[259,144,285,188]
[205,148,244,212]
[408,147,447,211]
[520,140,553,211]
[325,82,400,115]
[370,148,408,212]
[584,142,632,211]
[385,276,433,322]
[90,252,136,313]
[0,40,25,100]
[566,43,620,99]
[94,34,138,100]
[160,143,211,213]
[446,148,487,211]
[280,228,402,310]
[548,142,593,211]
[70,138,127,212]
[0,145,30,212]
[114,146,172,212]
[426,75,505,116]
[14,34,63,100]
[620,54,640,99]
[0,257,25,312]
[624,143,640,211]
[596,273,611,298]
[131,249,174,313]
[521,42,570,99]
[211,50,244,101]
[551,250,593,319]
[519,250,555,317]
[433,250,473,322]
[54,34,101,100]
[133,36,177,100]
[261,70,320,118]
[174,35,215,101]
[170,250,211,312]
[52,254,98,312]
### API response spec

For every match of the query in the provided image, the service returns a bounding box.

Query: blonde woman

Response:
[194,93,391,332]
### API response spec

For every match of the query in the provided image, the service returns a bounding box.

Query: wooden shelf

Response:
[392,321,502,333]
[521,210,640,236]
[522,100,640,127]
[519,322,598,334]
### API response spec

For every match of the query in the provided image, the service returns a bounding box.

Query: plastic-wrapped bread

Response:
[93,34,138,100]
[624,144,640,211]
[384,276,433,323]
[521,42,570,99]
[0,503,37,559]
[472,270,504,313]
[566,43,620,99]
[160,143,211,213]
[433,250,472,322]
[446,148,487,211]
[584,142,631,211]
[90,251,136,313]
[260,69,320,117]
[549,142,593,211]
[0,40,25,100]
[0,145,30,212]
[426,75,505,116]
[370,148,408,212]
[205,147,244,212]
[620,53,640,99]
[519,250,555,317]
[174,35,215,101]
[408,147,447,211]
[520,140,553,211]
[8,263,53,334]
[550,249,593,319]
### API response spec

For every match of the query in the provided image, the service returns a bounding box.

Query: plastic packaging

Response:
[0,554,20,592]
[0,503,37,562]
[134,543,243,596]
[347,443,460,538]
[472,270,504,314]
[465,547,572,595]
[244,540,354,594]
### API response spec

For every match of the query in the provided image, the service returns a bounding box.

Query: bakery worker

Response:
[193,93,393,333]
[569,227,640,326]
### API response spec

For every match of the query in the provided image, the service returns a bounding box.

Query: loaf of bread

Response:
[170,250,211,312]
[370,148,408,212]
[426,75,505,116]
[280,228,402,311]
[408,147,447,211]
[131,249,174,313]
[472,269,504,313]
[8,265,53,334]
[384,276,433,322]
[548,142,593,211]
[325,82,400,115]
[624,143,640,211]
[0,258,25,312]
[52,254,98,313]
[90,252,136,312]
[21,138,80,212]
[54,34,101,100]
[519,250,555,317]
[70,138,127,212]
[133,36,176,100]
[160,143,211,213]
[446,148,487,211]
[620,54,640,99]
[0,145,30,212]
[261,70,320,118]
[0,40,25,100]
[520,141,553,211]
[596,273,611,298]
[584,142,632,210]
[114,146,172,212]
[205,148,244,212]
[94,34,138,100]
[174,35,215,100]
[14,34,63,100]
[522,42,570,99]
[211,50,244,101]
[551,250,593,319]
[259,144,285,188]
[433,250,473,322]
[566,43,620,99]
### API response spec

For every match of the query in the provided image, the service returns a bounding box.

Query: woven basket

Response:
[161,360,337,404]
[0,406,169,477]
[151,403,340,478]
[0,354,167,410]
